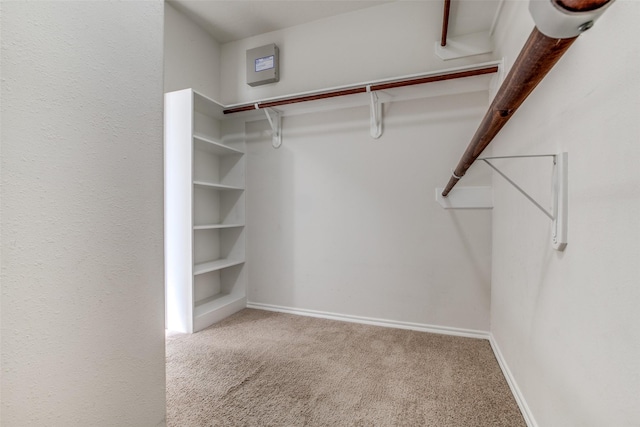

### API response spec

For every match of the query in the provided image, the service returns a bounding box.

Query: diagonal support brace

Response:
[264,107,282,148]
[366,85,382,139]
[479,152,568,251]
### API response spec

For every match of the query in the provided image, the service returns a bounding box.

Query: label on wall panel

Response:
[255,55,274,72]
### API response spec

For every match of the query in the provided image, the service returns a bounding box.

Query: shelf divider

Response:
[193,181,244,191]
[194,134,244,156]
[193,224,245,230]
[193,258,245,276]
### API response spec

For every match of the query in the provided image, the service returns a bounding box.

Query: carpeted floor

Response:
[166,309,525,426]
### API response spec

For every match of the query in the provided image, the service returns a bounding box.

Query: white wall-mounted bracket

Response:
[435,186,493,209]
[366,85,382,139]
[263,107,282,148]
[479,153,568,251]
[435,31,493,61]
[551,152,568,251]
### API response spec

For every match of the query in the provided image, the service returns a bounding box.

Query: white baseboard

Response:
[489,334,537,427]
[246,301,490,340]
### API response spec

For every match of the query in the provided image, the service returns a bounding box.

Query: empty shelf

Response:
[193,258,244,275]
[194,134,244,156]
[193,181,244,191]
[194,293,245,318]
[194,223,245,230]
[194,91,225,119]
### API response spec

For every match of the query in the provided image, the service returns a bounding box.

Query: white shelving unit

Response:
[165,88,246,333]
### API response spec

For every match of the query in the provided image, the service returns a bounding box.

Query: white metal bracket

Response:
[366,85,382,139]
[479,153,568,251]
[435,31,493,61]
[551,152,568,251]
[263,107,282,149]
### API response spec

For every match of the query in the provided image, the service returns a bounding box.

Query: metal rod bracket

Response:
[366,85,382,139]
[264,108,282,149]
[552,152,568,251]
[479,152,568,251]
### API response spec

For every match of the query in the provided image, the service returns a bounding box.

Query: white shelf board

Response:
[194,134,244,156]
[193,258,245,276]
[193,296,246,332]
[193,90,225,119]
[193,181,244,191]
[193,224,245,230]
[194,294,246,320]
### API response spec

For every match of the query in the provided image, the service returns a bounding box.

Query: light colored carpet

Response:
[166,309,525,426]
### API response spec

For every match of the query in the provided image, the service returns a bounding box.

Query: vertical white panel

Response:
[164,89,194,333]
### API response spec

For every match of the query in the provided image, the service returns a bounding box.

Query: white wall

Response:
[490,2,640,426]
[164,2,221,100]
[220,1,496,104]
[1,2,166,425]
[246,91,493,332]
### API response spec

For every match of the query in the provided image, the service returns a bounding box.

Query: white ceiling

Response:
[168,1,395,44]
[168,0,501,45]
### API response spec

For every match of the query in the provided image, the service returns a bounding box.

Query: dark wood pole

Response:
[223,65,498,115]
[556,0,611,11]
[441,28,576,196]
[441,0,451,47]
[441,0,612,197]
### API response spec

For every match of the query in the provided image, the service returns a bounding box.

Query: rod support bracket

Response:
[366,85,382,139]
[264,107,282,149]
[478,153,568,251]
[551,152,568,251]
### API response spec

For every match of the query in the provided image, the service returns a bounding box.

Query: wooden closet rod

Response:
[441,0,451,47]
[441,0,613,197]
[223,65,498,115]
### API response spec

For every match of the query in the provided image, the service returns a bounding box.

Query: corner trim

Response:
[489,334,538,427]
[246,302,490,340]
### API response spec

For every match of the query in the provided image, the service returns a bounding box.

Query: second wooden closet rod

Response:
[223,65,499,115]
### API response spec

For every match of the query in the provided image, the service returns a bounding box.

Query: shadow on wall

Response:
[448,210,492,291]
[245,120,297,306]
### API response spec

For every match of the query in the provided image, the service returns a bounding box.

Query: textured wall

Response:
[1,2,166,425]
[490,2,640,426]
[246,92,493,332]
[164,3,221,100]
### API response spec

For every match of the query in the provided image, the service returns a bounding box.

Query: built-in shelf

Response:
[194,134,244,156]
[194,91,225,119]
[193,181,244,191]
[194,224,245,230]
[166,88,246,334]
[194,293,245,318]
[194,258,245,276]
